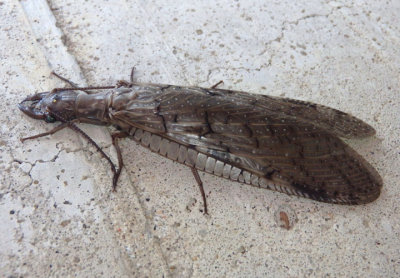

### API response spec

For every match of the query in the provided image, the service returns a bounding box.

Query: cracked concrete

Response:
[1,0,399,277]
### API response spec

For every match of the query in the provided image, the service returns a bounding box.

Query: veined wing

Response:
[208,88,375,138]
[111,84,382,204]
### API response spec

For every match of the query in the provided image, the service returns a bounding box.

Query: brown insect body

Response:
[19,81,382,206]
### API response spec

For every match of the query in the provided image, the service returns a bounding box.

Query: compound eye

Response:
[45,114,56,123]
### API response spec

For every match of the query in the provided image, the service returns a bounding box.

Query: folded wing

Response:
[112,84,382,204]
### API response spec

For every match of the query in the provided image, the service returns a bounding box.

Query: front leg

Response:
[20,119,81,142]
[111,131,129,191]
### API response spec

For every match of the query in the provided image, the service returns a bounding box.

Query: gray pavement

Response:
[1,0,399,277]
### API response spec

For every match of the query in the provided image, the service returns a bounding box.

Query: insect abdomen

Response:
[127,126,297,195]
[128,126,368,205]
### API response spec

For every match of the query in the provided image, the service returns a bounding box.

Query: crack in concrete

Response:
[203,12,336,84]
[5,147,63,196]
[24,148,62,179]
[257,4,353,67]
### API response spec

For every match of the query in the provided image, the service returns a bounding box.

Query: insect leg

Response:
[190,168,209,215]
[65,122,119,189]
[111,131,129,191]
[210,80,224,89]
[20,120,79,142]
[116,66,137,88]
[129,66,136,83]
[23,109,120,189]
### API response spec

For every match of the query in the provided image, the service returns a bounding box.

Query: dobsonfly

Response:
[18,68,382,214]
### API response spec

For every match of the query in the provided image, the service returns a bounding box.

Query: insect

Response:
[19,68,382,214]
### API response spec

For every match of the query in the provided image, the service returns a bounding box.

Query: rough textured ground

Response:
[1,0,399,277]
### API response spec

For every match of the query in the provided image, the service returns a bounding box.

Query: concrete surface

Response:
[1,0,399,277]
